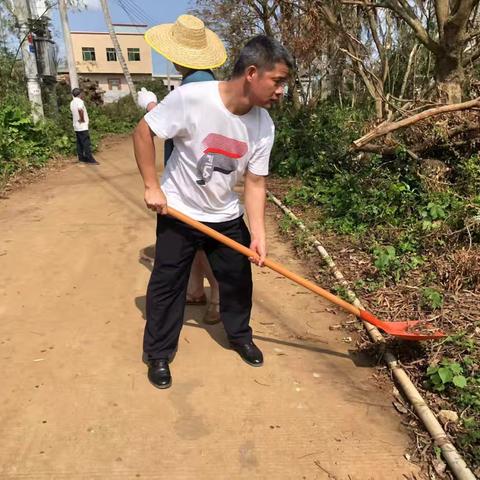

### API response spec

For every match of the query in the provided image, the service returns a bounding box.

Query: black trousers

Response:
[75,130,94,162]
[144,215,253,360]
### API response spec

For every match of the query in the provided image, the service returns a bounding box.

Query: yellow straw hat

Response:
[145,15,227,70]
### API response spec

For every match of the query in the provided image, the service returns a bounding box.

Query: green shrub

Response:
[272,101,479,291]
[270,102,365,177]
[89,95,142,135]
[457,155,480,196]
[0,65,145,186]
[0,101,72,179]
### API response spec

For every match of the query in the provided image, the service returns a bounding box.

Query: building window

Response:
[82,47,96,61]
[106,48,117,61]
[108,78,121,91]
[127,48,140,61]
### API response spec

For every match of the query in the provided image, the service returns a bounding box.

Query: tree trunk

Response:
[434,9,470,104]
[99,0,137,104]
[288,77,301,110]
[435,50,463,104]
[399,43,418,100]
[327,47,346,103]
[374,96,383,119]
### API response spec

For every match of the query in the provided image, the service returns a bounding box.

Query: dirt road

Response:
[0,136,420,479]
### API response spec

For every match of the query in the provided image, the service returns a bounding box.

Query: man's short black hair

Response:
[232,35,293,78]
[72,88,82,97]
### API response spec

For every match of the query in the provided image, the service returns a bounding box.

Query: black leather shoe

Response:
[80,159,100,165]
[230,341,264,367]
[147,359,172,389]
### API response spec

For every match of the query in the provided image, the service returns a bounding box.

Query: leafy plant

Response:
[278,214,295,234]
[426,359,467,391]
[373,245,397,272]
[457,155,480,196]
[443,333,477,353]
[421,287,444,310]
[458,417,480,467]
[332,284,352,302]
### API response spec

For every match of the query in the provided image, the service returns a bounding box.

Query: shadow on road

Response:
[135,244,378,368]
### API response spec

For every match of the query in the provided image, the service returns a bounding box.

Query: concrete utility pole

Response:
[99,0,137,104]
[58,0,78,89]
[14,0,44,122]
[30,0,59,114]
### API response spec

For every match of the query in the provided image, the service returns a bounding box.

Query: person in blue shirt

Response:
[138,15,227,328]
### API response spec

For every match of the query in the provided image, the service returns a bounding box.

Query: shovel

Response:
[167,207,445,341]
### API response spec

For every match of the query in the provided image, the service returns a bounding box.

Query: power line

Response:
[113,0,155,27]
[114,0,144,28]
[123,0,156,25]
[120,0,156,25]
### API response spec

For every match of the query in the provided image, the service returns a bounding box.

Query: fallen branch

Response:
[352,97,480,149]
[358,143,419,160]
[354,123,480,156]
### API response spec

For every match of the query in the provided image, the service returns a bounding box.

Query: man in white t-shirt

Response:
[133,35,292,389]
[70,88,99,165]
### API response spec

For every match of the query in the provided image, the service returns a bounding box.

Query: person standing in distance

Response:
[70,88,99,165]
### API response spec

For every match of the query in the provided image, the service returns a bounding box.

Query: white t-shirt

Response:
[70,97,89,132]
[144,81,275,222]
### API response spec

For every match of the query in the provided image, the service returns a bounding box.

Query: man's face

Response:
[248,62,290,108]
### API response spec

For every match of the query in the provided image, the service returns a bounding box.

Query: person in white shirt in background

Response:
[134,21,293,390]
[70,88,99,165]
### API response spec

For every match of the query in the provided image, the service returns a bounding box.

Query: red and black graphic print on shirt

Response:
[196,133,248,185]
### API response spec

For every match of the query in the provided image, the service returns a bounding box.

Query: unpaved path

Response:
[0,136,420,479]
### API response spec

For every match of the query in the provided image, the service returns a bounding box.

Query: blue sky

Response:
[50,0,193,74]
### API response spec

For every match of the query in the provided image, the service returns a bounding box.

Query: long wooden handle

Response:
[167,207,362,318]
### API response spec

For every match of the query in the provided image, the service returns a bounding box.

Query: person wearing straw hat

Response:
[133,27,293,389]
[138,15,226,326]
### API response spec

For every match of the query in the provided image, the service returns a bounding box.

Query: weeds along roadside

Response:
[0,52,168,190]
[269,102,480,474]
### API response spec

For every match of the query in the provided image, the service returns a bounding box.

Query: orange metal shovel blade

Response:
[359,311,446,340]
